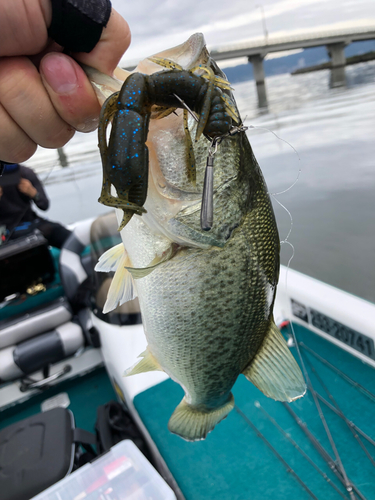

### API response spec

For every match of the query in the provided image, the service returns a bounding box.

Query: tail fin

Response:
[168,394,234,441]
[243,320,306,402]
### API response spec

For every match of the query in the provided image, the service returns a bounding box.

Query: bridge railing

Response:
[210,25,375,55]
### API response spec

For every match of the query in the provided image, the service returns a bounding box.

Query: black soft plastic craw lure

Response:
[97,58,239,231]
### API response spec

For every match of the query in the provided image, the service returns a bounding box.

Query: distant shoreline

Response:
[291,51,375,75]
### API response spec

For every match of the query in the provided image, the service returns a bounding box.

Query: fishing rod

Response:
[303,354,375,468]
[234,406,319,500]
[311,389,375,449]
[299,342,375,404]
[254,401,350,500]
[282,403,367,500]
[287,325,356,500]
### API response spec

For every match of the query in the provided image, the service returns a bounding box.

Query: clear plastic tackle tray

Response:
[31,439,177,500]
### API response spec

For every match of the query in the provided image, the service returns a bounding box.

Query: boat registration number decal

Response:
[291,299,375,360]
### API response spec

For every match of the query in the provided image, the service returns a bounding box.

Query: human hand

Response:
[0,0,130,163]
[18,178,38,198]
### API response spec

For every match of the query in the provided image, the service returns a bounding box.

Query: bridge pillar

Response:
[248,54,268,109]
[326,42,347,88]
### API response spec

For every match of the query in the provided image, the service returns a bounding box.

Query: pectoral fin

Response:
[102,251,137,314]
[95,243,125,273]
[243,321,306,402]
[124,348,163,376]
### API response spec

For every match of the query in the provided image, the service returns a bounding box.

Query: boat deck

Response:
[134,323,375,500]
[1,324,374,499]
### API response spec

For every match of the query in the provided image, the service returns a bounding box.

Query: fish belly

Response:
[132,201,278,409]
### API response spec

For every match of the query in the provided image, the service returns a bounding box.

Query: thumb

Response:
[39,9,130,132]
[72,8,131,76]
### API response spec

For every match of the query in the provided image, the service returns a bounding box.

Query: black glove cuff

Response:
[0,161,13,177]
[48,0,112,53]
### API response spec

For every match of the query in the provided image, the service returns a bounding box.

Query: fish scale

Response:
[126,136,279,407]
[92,33,306,441]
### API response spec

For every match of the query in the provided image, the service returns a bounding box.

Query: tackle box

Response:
[31,439,177,500]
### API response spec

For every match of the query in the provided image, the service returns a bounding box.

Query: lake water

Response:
[25,61,375,304]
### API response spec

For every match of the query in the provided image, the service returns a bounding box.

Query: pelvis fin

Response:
[124,348,163,376]
[125,244,178,279]
[243,321,306,402]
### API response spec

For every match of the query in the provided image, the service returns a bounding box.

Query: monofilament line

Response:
[246,124,299,270]
[247,124,302,196]
[245,125,356,499]
[288,323,356,500]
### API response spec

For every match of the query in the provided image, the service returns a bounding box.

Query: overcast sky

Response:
[111,0,375,66]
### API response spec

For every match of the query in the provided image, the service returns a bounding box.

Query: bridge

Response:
[210,26,375,108]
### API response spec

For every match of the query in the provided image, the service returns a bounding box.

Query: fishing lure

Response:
[98,59,239,231]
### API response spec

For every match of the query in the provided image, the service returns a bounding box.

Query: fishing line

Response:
[299,342,375,404]
[245,124,298,275]
[273,197,295,288]
[246,123,299,248]
[247,124,302,196]
[40,159,59,185]
[287,322,356,500]
[271,196,295,276]
[246,125,355,498]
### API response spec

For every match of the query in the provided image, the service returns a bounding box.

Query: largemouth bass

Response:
[90,33,306,441]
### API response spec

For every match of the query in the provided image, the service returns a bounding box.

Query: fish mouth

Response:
[134,33,209,74]
[139,33,227,203]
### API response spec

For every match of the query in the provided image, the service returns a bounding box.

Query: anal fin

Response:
[124,348,163,377]
[243,321,306,402]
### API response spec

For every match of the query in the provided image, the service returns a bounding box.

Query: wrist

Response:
[33,191,40,201]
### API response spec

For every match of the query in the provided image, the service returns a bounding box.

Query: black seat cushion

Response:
[0,408,74,500]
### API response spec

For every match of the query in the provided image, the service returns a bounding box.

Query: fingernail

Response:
[75,116,99,133]
[42,53,78,94]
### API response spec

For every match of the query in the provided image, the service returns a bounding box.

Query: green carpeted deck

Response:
[0,367,117,434]
[1,325,373,499]
[134,324,375,500]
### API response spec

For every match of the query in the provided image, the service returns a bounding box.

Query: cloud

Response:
[111,0,375,64]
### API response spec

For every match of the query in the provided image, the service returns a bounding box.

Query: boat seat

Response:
[0,321,85,382]
[0,297,72,349]
[0,408,96,500]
